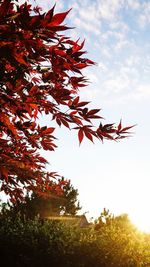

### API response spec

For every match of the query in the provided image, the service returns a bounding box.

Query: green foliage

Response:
[6,177,81,219]
[94,209,149,267]
[0,208,150,267]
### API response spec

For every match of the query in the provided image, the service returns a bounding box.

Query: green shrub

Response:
[0,213,150,267]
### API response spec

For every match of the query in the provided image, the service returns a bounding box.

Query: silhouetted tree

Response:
[7,177,81,218]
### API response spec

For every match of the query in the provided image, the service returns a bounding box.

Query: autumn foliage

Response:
[0,0,133,201]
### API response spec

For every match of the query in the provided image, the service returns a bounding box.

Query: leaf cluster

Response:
[0,0,134,201]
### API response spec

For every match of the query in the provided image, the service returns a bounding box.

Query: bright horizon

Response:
[2,0,149,232]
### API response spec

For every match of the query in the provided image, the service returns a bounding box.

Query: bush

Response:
[0,213,150,267]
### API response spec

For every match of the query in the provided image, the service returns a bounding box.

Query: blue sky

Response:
[17,0,150,231]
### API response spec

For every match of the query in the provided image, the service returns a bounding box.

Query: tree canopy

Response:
[6,177,81,218]
[0,0,133,202]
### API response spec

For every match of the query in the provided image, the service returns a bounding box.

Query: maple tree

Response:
[0,0,133,202]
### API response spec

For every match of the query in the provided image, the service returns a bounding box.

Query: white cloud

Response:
[73,17,101,35]
[115,38,130,50]
[103,74,131,94]
[77,5,99,22]
[125,55,140,67]
[138,2,150,28]
[98,62,108,71]
[69,1,101,35]
[127,0,141,10]
[67,0,128,36]
[109,21,129,31]
[97,0,125,21]
[100,47,112,59]
[138,14,147,28]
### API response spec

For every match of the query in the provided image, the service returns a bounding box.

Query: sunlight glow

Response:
[130,212,150,233]
[80,164,150,234]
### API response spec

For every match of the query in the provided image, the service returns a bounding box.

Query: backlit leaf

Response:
[48,9,71,26]
[78,129,84,144]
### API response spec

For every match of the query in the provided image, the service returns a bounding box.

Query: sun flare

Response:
[130,213,150,233]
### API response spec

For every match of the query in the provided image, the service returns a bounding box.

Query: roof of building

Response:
[45,214,89,227]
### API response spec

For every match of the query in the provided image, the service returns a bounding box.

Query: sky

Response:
[13,0,150,231]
